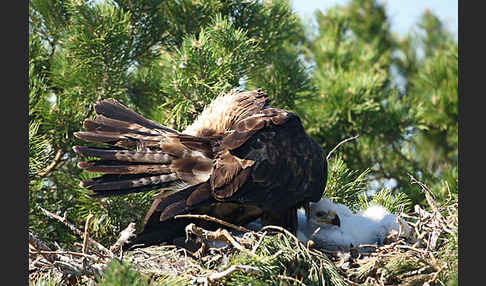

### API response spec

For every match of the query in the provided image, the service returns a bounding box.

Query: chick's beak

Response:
[332,213,341,227]
[318,211,341,227]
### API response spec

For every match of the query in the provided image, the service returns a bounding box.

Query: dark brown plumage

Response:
[73,89,328,247]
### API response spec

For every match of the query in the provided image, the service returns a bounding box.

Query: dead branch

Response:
[29,250,98,259]
[175,214,250,233]
[327,135,359,160]
[38,149,65,177]
[184,223,256,257]
[39,207,114,257]
[82,214,94,255]
[208,265,263,282]
[110,222,137,255]
[29,232,57,263]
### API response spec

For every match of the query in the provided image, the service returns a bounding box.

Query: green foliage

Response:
[160,15,261,127]
[357,188,412,214]
[217,231,347,286]
[98,260,149,286]
[299,0,457,209]
[159,0,309,129]
[324,155,370,209]
[28,122,52,179]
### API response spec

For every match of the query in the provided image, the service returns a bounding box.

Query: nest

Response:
[29,178,457,286]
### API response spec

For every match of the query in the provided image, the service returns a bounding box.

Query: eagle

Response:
[296,199,413,251]
[73,89,328,247]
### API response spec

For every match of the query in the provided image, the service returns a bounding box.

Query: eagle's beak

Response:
[318,211,341,227]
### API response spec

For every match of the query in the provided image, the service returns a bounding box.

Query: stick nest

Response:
[29,178,457,286]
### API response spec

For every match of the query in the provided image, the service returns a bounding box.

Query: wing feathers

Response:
[159,200,187,221]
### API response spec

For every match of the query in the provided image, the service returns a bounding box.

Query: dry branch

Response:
[38,149,65,177]
[29,232,58,263]
[184,223,256,257]
[38,207,114,257]
[82,214,94,255]
[327,135,359,160]
[175,214,251,232]
[110,222,137,254]
[208,265,262,282]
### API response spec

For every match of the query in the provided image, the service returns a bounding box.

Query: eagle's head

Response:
[306,199,341,228]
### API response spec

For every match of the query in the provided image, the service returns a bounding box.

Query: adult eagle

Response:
[73,89,328,246]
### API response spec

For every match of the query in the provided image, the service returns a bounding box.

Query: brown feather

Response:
[84,115,165,137]
[75,130,163,146]
[81,173,178,191]
[212,167,252,200]
[159,200,187,221]
[186,183,211,207]
[77,161,171,175]
[73,146,174,163]
[94,98,179,134]
[210,150,254,190]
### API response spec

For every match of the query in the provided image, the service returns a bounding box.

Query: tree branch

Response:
[327,135,359,160]
[38,149,65,177]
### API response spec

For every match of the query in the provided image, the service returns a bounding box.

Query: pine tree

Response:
[302,0,457,206]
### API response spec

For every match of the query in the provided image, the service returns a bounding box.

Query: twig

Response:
[409,175,438,213]
[184,223,256,257]
[29,250,97,259]
[82,214,94,255]
[277,274,308,286]
[395,244,428,254]
[208,265,262,282]
[39,207,113,257]
[260,225,303,248]
[110,222,137,254]
[175,214,250,233]
[251,231,267,254]
[29,232,57,263]
[327,135,359,160]
[38,149,65,177]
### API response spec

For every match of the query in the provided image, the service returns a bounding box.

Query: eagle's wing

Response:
[210,107,292,199]
[142,90,292,224]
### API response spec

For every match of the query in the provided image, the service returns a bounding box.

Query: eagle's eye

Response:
[316,211,326,217]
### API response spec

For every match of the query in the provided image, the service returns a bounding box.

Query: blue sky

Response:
[291,0,458,39]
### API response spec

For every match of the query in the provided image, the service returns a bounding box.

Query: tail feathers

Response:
[94,98,179,134]
[81,173,183,198]
[86,183,176,198]
[84,115,165,137]
[81,173,178,191]
[74,131,162,147]
[75,99,178,147]
[75,98,215,200]
[73,146,174,163]
[77,161,171,175]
